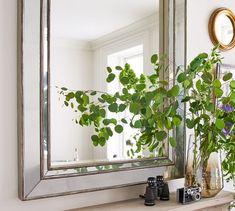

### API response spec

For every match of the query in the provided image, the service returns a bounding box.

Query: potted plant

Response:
[59,48,235,200]
[177,46,235,198]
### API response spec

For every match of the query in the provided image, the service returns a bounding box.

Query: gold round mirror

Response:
[209,8,235,51]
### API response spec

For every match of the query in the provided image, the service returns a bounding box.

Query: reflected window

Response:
[215,14,234,45]
[107,45,143,160]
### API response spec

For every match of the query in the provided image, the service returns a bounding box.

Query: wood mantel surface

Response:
[69,191,234,211]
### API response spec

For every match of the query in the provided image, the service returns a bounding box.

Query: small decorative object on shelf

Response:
[176,186,202,204]
[144,185,156,206]
[140,175,170,206]
[73,148,79,161]
[160,183,170,201]
[156,175,170,201]
[147,177,158,199]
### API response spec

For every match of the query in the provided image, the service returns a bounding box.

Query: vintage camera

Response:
[176,186,202,204]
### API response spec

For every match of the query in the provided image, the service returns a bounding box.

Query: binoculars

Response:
[141,176,170,206]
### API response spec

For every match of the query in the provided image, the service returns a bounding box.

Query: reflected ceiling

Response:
[51,0,158,40]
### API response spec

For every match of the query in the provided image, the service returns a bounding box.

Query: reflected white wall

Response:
[50,39,93,161]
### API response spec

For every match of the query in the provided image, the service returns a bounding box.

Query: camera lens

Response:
[193,193,201,201]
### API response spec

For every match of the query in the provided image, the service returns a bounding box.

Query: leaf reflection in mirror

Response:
[57,54,182,163]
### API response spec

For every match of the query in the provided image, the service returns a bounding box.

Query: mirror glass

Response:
[49,0,162,167]
[19,0,186,200]
[215,14,234,45]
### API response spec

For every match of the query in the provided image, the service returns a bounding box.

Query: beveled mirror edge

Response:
[18,0,187,200]
[17,0,24,200]
[45,0,171,172]
[44,0,184,173]
[208,7,235,52]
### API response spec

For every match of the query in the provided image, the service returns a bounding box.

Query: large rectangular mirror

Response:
[18,0,187,200]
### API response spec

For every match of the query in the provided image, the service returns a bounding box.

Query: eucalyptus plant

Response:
[177,46,235,183]
[58,55,182,158]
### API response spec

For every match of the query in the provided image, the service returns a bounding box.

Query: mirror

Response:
[18,0,187,200]
[209,8,235,51]
[49,0,161,168]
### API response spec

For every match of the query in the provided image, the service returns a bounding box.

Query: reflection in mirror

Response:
[215,14,234,45]
[49,0,161,167]
[209,8,235,51]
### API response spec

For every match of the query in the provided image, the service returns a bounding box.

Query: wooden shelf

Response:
[70,191,234,211]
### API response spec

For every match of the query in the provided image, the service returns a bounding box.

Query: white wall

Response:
[50,40,93,162]
[187,0,235,192]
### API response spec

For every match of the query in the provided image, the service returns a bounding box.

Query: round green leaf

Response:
[169,85,180,97]
[90,91,97,96]
[173,116,181,126]
[201,72,212,83]
[156,131,167,141]
[119,104,127,112]
[106,73,115,83]
[106,127,113,137]
[61,87,68,91]
[99,137,106,146]
[99,109,106,118]
[183,80,191,88]
[108,103,118,112]
[136,84,146,91]
[103,119,110,126]
[186,118,194,129]
[223,73,232,81]
[196,80,201,91]
[64,101,69,107]
[115,125,123,133]
[214,88,223,97]
[181,96,191,103]
[77,105,87,112]
[230,80,235,89]
[121,118,128,124]
[129,103,141,114]
[82,94,89,105]
[120,77,129,85]
[122,88,128,95]
[213,79,221,88]
[230,91,235,101]
[91,135,99,146]
[67,92,75,99]
[177,72,186,83]
[151,54,158,64]
[115,66,123,70]
[107,67,112,73]
[215,119,225,130]
[110,118,117,125]
[133,120,142,128]
[98,98,105,103]
[169,137,177,148]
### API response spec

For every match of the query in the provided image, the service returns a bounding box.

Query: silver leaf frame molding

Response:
[18,0,187,200]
